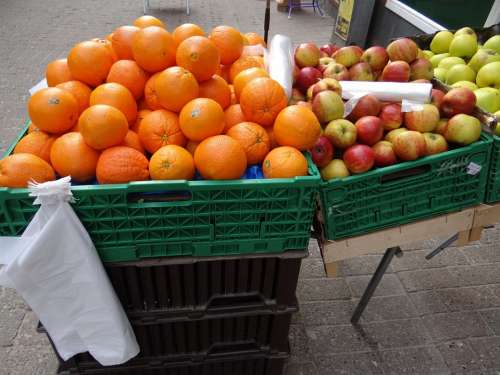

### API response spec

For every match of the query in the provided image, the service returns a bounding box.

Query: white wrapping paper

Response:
[268,34,294,99]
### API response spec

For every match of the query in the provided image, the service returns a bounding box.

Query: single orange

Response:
[229,55,265,82]
[90,82,137,124]
[111,25,140,60]
[133,15,165,29]
[138,109,186,153]
[67,40,115,87]
[56,80,92,114]
[176,36,220,82]
[173,23,205,46]
[198,75,231,109]
[144,73,163,110]
[224,104,246,132]
[14,132,56,163]
[149,145,195,180]
[263,146,308,178]
[46,58,73,87]
[179,98,225,141]
[226,122,270,164]
[96,146,150,184]
[209,25,244,65]
[79,104,129,150]
[131,109,152,133]
[155,66,199,112]
[132,26,176,73]
[119,130,145,154]
[0,154,55,188]
[273,105,321,150]
[233,67,268,100]
[106,60,148,100]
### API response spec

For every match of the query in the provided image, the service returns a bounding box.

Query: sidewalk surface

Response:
[1,1,500,374]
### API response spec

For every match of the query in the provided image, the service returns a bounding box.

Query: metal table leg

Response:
[351,246,402,324]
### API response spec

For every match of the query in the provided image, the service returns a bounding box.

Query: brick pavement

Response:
[1,1,500,374]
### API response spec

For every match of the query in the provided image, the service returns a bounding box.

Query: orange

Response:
[176,36,220,82]
[244,32,266,47]
[226,122,270,164]
[119,130,145,154]
[185,140,199,155]
[50,132,100,182]
[173,23,205,46]
[67,40,116,87]
[179,98,225,141]
[229,55,265,82]
[138,109,186,153]
[106,60,148,100]
[46,58,73,87]
[28,87,79,134]
[13,132,56,163]
[263,146,308,178]
[273,105,321,150]
[266,127,278,150]
[194,135,247,179]
[149,145,195,180]
[198,75,231,109]
[133,15,165,29]
[132,26,176,73]
[90,82,137,124]
[239,77,287,127]
[233,67,268,100]
[90,37,119,62]
[209,25,244,65]
[144,73,162,110]
[0,154,55,188]
[155,66,199,112]
[111,25,140,60]
[56,80,92,114]
[96,146,149,184]
[224,104,246,132]
[79,104,129,150]
[28,122,40,133]
[219,64,231,82]
[131,109,151,132]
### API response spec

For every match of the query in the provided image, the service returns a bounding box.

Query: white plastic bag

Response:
[0,177,139,366]
[268,34,294,99]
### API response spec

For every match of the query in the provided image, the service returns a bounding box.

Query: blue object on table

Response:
[288,0,324,19]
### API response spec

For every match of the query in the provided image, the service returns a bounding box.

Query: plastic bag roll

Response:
[268,34,294,99]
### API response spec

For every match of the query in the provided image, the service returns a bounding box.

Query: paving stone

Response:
[357,295,418,322]
[300,257,327,279]
[479,309,500,335]
[422,312,492,342]
[436,286,500,312]
[398,268,462,292]
[461,244,500,265]
[284,361,319,375]
[448,264,500,288]
[308,239,322,258]
[490,284,500,300]
[408,291,449,315]
[315,352,384,375]
[390,249,469,272]
[305,325,371,355]
[295,301,354,326]
[437,340,484,373]
[0,307,26,347]
[380,346,450,375]
[346,274,405,298]
[297,278,351,301]
[468,337,500,369]
[338,255,393,277]
[289,324,313,359]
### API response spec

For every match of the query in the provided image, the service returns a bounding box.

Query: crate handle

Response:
[380,164,431,185]
[207,340,260,356]
[207,292,265,310]
[127,190,193,207]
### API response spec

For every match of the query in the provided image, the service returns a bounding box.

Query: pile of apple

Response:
[423,28,500,118]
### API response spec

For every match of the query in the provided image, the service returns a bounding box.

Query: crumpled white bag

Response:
[0,177,139,366]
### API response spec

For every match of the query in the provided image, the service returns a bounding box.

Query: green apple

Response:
[484,35,500,54]
[438,56,465,70]
[430,30,454,54]
[468,49,500,72]
[454,27,477,39]
[430,53,450,68]
[445,64,476,84]
[476,61,500,88]
[422,50,434,60]
[444,114,481,145]
[474,87,500,113]
[320,159,350,180]
[434,67,448,81]
[449,34,478,58]
[451,81,478,90]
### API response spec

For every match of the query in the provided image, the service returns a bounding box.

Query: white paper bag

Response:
[0,177,139,366]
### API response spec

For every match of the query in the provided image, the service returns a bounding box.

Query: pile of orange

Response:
[1,16,320,188]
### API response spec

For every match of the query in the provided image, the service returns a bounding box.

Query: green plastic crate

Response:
[320,133,493,240]
[0,123,320,262]
[486,134,500,203]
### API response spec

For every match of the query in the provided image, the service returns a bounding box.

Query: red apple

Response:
[379,103,403,130]
[372,141,398,167]
[324,119,357,149]
[320,43,339,57]
[332,46,363,68]
[431,89,445,110]
[441,87,476,117]
[349,94,382,121]
[381,61,410,82]
[410,58,434,80]
[343,144,375,173]
[323,63,350,81]
[311,136,334,167]
[386,38,418,63]
[293,65,300,83]
[423,133,448,155]
[296,67,322,93]
[361,46,389,71]
[393,131,426,161]
[355,116,384,146]
[404,104,440,132]
[349,62,374,81]
[295,43,321,68]
[312,90,345,123]
[289,88,306,105]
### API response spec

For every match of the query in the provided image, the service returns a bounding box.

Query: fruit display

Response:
[2,16,315,188]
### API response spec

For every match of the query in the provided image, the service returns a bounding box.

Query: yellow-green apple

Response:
[484,35,500,54]
[386,38,418,63]
[454,27,477,38]
[320,159,350,180]
[343,144,375,173]
[468,49,500,72]
[379,103,402,130]
[430,52,450,67]
[385,128,408,143]
[372,141,398,167]
[349,62,374,81]
[355,116,384,145]
[423,133,448,155]
[349,94,382,121]
[435,118,448,134]
[430,30,454,54]
[404,104,440,132]
[320,43,339,57]
[434,67,448,81]
[449,34,478,58]
[323,62,350,81]
[312,90,344,123]
[451,81,478,90]
[311,136,334,167]
[289,88,305,105]
[410,58,434,80]
[324,119,357,149]
[445,64,476,85]
[438,56,466,69]
[474,87,500,113]
[381,61,410,82]
[393,131,426,161]
[332,46,363,68]
[444,114,481,145]
[476,61,500,88]
[296,67,322,93]
[422,50,434,59]
[307,78,342,100]
[441,87,476,117]
[431,89,445,110]
[295,43,321,68]
[361,46,389,71]
[318,57,335,73]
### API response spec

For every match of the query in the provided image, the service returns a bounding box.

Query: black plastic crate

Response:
[106,250,306,317]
